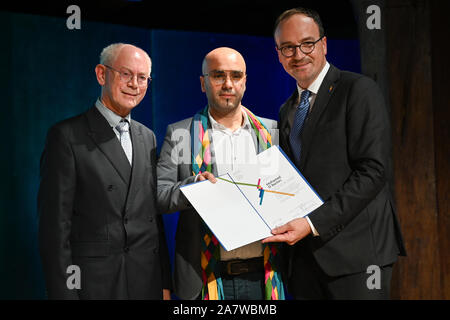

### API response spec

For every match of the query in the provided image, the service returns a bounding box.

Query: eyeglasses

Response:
[104,65,151,87]
[203,70,246,85]
[277,36,324,57]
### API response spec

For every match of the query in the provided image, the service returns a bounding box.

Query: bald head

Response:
[200,47,247,118]
[202,47,246,75]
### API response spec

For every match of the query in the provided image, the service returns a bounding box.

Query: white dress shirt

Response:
[207,108,264,261]
[296,61,330,113]
[296,62,330,237]
[95,98,132,142]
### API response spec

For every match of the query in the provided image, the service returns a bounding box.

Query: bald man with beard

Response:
[157,47,283,300]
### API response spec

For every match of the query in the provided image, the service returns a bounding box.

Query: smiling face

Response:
[95,45,151,117]
[275,14,327,89]
[200,47,247,116]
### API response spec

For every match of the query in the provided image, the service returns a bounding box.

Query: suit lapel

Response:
[279,91,299,158]
[300,65,340,167]
[86,107,131,185]
[127,121,146,202]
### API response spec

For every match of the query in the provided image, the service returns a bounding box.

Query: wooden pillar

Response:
[430,0,450,300]
[386,0,442,299]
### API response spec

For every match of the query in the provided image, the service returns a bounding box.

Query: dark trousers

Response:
[221,270,265,300]
[289,249,394,300]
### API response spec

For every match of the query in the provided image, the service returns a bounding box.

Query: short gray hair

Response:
[99,43,151,74]
[100,43,125,66]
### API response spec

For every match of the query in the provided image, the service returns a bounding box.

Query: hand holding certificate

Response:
[180,146,323,251]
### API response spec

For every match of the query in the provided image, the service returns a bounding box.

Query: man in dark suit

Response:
[38,43,171,299]
[263,8,406,299]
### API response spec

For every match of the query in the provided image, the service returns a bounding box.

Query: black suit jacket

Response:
[279,64,406,280]
[38,106,171,299]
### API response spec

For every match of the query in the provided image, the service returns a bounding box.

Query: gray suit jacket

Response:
[157,111,278,299]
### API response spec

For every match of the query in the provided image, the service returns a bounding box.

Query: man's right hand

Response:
[197,171,217,183]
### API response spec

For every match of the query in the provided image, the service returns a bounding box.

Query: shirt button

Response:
[124,246,130,253]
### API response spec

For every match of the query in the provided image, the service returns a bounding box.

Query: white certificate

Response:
[180,146,323,251]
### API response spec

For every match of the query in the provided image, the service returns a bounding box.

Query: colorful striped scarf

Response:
[191,105,285,300]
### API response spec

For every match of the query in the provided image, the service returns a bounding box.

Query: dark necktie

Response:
[289,90,311,166]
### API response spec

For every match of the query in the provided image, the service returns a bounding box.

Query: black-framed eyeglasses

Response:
[104,64,151,87]
[277,36,324,57]
[202,70,246,85]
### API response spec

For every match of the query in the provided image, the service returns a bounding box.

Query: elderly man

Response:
[157,47,284,300]
[38,43,171,299]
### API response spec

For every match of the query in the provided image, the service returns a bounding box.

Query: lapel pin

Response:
[329,85,333,92]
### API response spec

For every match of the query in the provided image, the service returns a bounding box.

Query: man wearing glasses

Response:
[157,47,284,300]
[263,8,406,299]
[38,43,171,299]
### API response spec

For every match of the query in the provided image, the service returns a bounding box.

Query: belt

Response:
[221,257,264,276]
